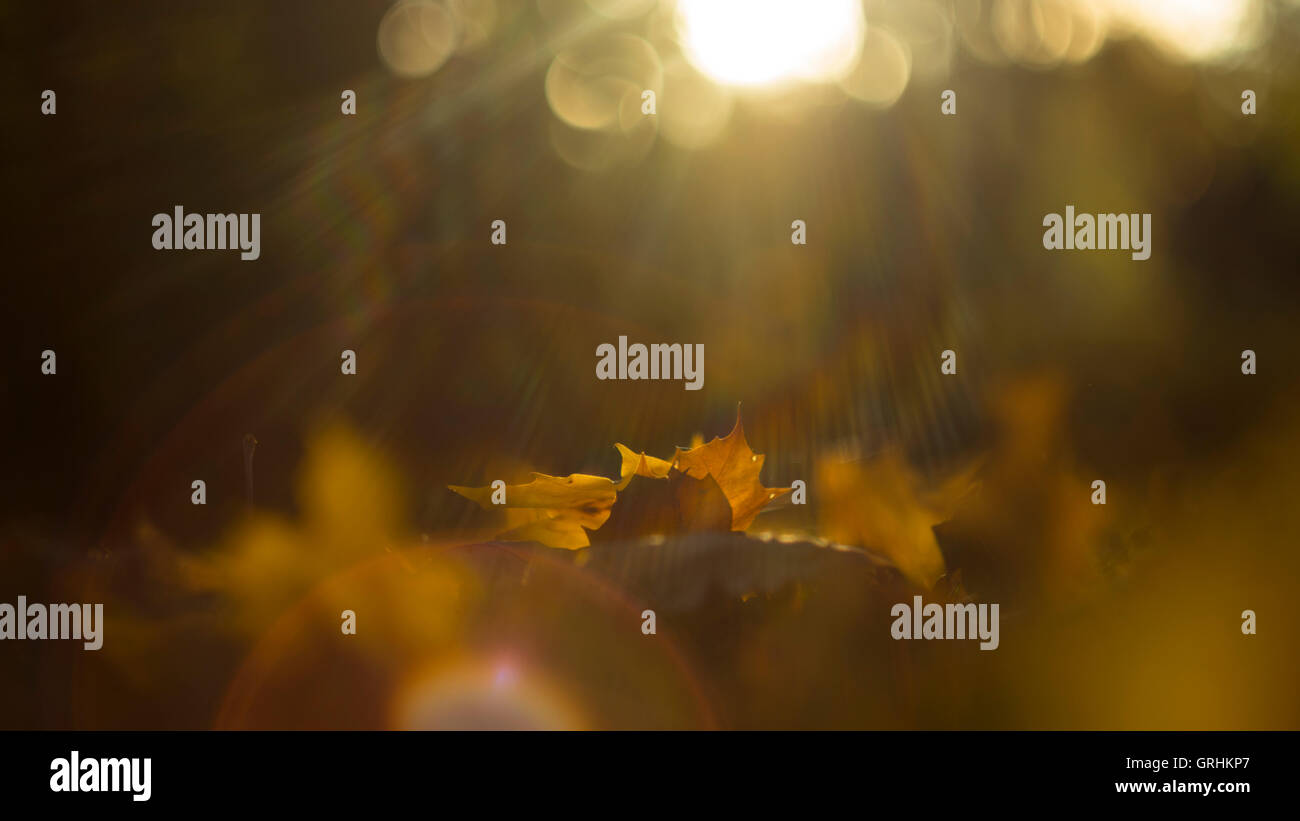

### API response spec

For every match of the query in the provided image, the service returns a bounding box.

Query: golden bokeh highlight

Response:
[1101,0,1265,63]
[377,0,459,78]
[545,35,662,131]
[657,60,733,149]
[839,26,912,108]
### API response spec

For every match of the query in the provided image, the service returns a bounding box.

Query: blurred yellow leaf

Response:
[185,422,411,631]
[817,452,980,589]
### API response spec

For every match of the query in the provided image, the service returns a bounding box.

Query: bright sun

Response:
[676,0,865,88]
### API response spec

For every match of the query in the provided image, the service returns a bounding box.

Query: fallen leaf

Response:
[614,443,672,490]
[497,512,595,550]
[817,451,980,589]
[449,472,617,519]
[449,413,791,548]
[671,413,791,531]
[594,471,732,542]
[449,472,617,548]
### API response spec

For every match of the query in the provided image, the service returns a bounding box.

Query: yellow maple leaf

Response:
[496,511,596,550]
[670,413,791,531]
[449,472,618,548]
[450,413,790,548]
[614,443,673,489]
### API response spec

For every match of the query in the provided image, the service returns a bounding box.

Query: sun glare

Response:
[1104,0,1261,62]
[675,0,865,88]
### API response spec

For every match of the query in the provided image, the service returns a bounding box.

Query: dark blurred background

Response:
[1,0,1298,729]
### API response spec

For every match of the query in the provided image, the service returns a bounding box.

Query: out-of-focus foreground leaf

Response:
[817,451,981,589]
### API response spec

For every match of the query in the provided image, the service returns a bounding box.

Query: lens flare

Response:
[675,0,864,88]
[390,659,586,730]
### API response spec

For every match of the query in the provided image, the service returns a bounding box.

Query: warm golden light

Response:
[675,0,864,88]
[1102,0,1262,61]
